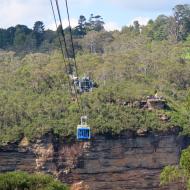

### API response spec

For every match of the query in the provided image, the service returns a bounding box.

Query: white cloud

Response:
[129,17,150,26]
[69,0,93,6]
[106,0,189,11]
[0,0,50,28]
[104,22,121,31]
[47,18,78,30]
[62,18,78,29]
[0,0,91,29]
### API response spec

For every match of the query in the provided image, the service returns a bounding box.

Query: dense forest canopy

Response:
[0,4,190,145]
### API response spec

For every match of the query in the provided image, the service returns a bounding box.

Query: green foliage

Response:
[33,21,45,47]
[0,34,190,144]
[180,148,190,173]
[160,166,181,185]
[160,147,190,188]
[0,171,68,190]
[153,15,169,40]
[75,15,87,36]
[173,4,190,40]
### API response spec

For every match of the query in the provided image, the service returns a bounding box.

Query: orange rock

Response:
[19,137,29,147]
[71,181,90,190]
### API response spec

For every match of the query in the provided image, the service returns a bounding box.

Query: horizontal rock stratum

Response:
[0,130,188,190]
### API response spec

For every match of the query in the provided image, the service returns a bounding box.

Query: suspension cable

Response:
[64,0,79,78]
[52,0,84,114]
[49,0,72,95]
[64,1,87,112]
[63,0,87,116]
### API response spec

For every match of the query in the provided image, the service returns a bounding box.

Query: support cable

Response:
[64,0,87,115]
[53,0,84,114]
[50,0,73,95]
[64,0,79,78]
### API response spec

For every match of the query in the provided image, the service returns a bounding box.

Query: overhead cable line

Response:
[64,0,79,78]
[63,0,87,115]
[51,0,84,114]
[49,0,72,96]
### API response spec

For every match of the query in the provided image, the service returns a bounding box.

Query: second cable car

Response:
[73,76,95,93]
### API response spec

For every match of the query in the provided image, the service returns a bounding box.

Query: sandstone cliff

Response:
[0,130,188,190]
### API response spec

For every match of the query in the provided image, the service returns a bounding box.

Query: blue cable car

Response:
[77,116,91,140]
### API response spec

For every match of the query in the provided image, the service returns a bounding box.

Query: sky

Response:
[0,0,190,31]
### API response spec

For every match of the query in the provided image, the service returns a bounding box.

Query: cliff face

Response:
[0,132,188,190]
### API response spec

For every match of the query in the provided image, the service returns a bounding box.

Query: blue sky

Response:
[0,0,190,31]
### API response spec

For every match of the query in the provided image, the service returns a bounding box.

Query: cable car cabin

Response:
[77,116,91,140]
[79,77,93,92]
[77,126,90,140]
[74,76,94,93]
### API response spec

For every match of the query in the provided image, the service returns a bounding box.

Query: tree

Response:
[0,29,8,48]
[141,20,154,39]
[13,25,32,50]
[86,14,105,32]
[93,15,105,31]
[133,21,140,35]
[167,16,179,42]
[6,27,16,47]
[173,4,190,40]
[33,21,45,47]
[153,15,169,40]
[80,31,113,53]
[75,15,87,37]
[74,14,105,36]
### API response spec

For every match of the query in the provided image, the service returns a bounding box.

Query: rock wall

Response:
[0,132,188,190]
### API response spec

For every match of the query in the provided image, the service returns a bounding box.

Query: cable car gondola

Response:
[73,76,95,93]
[77,116,91,140]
